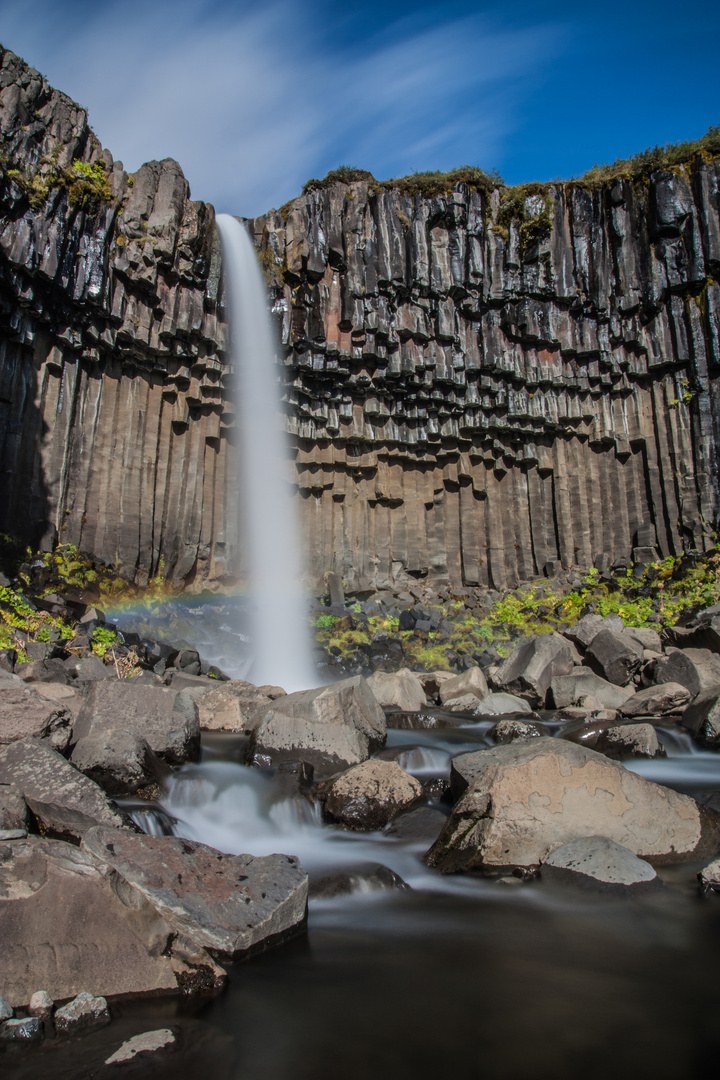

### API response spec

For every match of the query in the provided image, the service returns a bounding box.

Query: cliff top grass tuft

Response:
[302,164,505,199]
[575,125,720,186]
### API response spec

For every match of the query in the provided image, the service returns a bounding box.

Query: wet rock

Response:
[620,682,691,717]
[105,1028,177,1065]
[488,719,544,744]
[0,783,29,831]
[319,759,423,830]
[0,837,217,1007]
[83,827,308,960]
[491,634,575,707]
[247,676,386,776]
[174,649,201,676]
[367,668,427,711]
[594,723,665,758]
[682,689,720,746]
[428,738,714,874]
[27,990,54,1022]
[439,667,489,708]
[549,670,635,710]
[0,738,128,840]
[541,836,659,892]
[0,684,73,748]
[585,630,644,686]
[0,1017,43,1040]
[55,992,110,1036]
[698,857,720,893]
[71,730,163,796]
[383,805,448,843]
[74,681,200,766]
[474,692,532,716]
[310,863,409,899]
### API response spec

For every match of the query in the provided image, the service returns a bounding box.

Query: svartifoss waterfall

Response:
[216,214,315,691]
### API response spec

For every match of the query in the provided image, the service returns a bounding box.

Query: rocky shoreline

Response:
[4,559,720,1061]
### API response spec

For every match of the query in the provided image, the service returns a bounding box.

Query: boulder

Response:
[73,681,200,765]
[418,671,456,702]
[644,648,720,699]
[383,806,448,843]
[594,723,665,759]
[247,676,386,776]
[662,618,720,654]
[83,828,308,960]
[439,667,489,707]
[319,760,423,831]
[196,682,272,734]
[0,739,128,841]
[549,670,635,710]
[310,863,409,899]
[31,681,83,722]
[0,1017,42,1040]
[490,634,575,707]
[698,857,720,893]
[105,1028,177,1065]
[620,682,691,717]
[473,692,532,716]
[427,738,715,874]
[367,669,427,712]
[0,995,11,1021]
[67,654,113,683]
[541,836,659,892]
[27,991,53,1021]
[0,684,72,748]
[585,630,644,686]
[682,689,720,746]
[564,613,623,650]
[71,730,163,796]
[488,719,544,744]
[625,627,663,652]
[0,836,224,1008]
[0,783,29,831]
[16,658,70,685]
[55,992,109,1037]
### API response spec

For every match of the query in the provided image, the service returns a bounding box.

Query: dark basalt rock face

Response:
[2,47,720,592]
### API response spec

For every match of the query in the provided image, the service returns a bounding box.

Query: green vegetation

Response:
[576,125,720,186]
[91,626,118,658]
[302,166,376,194]
[494,183,554,252]
[5,151,113,210]
[315,613,341,629]
[302,163,504,200]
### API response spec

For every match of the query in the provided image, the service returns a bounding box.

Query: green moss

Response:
[575,125,720,187]
[5,153,112,210]
[303,166,376,194]
[301,164,504,201]
[494,184,554,252]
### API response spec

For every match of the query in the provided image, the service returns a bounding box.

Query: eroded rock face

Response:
[491,634,575,707]
[319,759,423,830]
[2,49,720,593]
[427,738,714,874]
[0,684,72,748]
[0,837,221,1008]
[73,681,200,766]
[247,676,386,776]
[83,828,309,960]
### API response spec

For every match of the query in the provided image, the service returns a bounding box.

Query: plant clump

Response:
[301,164,504,200]
[494,183,554,252]
[5,152,113,210]
[576,125,720,186]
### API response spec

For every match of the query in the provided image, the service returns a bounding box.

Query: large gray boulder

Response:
[196,681,276,734]
[593,723,665,759]
[0,684,72,749]
[541,836,659,892]
[438,667,489,708]
[620,682,691,718]
[474,692,532,716]
[488,718,544,744]
[83,828,308,960]
[0,783,28,831]
[564,614,624,650]
[0,836,224,1008]
[644,648,720,699]
[70,730,163,796]
[549,670,635,710]
[73,681,200,765]
[319,759,423,830]
[427,738,716,874]
[0,739,128,840]
[682,689,720,746]
[585,630,644,686]
[367,669,427,712]
[247,676,386,776]
[490,634,575,707]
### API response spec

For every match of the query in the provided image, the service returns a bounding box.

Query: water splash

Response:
[216,214,315,691]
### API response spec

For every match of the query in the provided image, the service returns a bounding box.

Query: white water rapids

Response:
[215,214,315,692]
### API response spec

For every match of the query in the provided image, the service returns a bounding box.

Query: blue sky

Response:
[0,0,718,216]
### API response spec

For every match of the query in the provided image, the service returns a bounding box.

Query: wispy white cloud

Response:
[0,0,567,214]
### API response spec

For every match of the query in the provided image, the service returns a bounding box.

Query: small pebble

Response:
[105,1028,176,1064]
[55,991,109,1036]
[28,990,54,1022]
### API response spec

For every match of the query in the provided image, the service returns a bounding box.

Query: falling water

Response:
[216,214,315,691]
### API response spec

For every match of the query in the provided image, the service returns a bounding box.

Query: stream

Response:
[9,715,720,1079]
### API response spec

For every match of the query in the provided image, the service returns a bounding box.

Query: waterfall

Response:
[216,214,316,692]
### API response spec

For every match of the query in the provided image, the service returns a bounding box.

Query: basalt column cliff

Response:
[1,49,719,592]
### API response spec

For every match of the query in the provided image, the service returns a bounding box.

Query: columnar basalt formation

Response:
[1,48,719,592]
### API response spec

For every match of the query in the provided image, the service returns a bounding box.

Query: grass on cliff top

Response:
[302,164,505,199]
[575,125,720,186]
[4,150,113,210]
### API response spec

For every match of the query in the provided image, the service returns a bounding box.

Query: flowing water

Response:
[8,717,720,1079]
[214,215,315,692]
